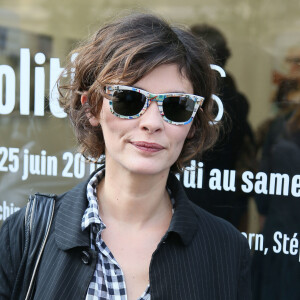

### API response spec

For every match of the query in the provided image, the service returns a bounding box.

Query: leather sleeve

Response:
[0,208,26,299]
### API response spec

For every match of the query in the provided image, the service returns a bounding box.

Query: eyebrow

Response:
[133,85,187,94]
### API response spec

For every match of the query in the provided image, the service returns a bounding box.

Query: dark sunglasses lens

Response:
[112,90,146,116]
[163,96,195,122]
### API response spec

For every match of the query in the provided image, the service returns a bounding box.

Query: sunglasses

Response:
[105,85,204,125]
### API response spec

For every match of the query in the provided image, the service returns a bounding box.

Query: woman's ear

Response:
[81,93,88,105]
[81,93,99,127]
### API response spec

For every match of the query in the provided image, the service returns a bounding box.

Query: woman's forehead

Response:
[131,64,193,95]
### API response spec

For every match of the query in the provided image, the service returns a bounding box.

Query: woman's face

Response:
[90,64,194,176]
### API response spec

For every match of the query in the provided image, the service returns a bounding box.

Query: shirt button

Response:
[81,250,91,265]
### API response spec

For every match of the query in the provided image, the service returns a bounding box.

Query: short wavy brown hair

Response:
[59,13,219,172]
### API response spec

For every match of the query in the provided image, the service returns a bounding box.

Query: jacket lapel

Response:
[167,172,198,246]
[55,180,91,250]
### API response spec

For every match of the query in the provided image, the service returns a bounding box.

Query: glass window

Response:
[1,1,299,298]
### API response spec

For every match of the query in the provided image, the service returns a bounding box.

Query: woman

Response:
[0,13,251,300]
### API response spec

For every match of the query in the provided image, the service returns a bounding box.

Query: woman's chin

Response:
[124,162,170,177]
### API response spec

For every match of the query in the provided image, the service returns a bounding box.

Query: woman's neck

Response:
[97,162,171,229]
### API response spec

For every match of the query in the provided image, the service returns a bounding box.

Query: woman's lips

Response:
[130,141,165,152]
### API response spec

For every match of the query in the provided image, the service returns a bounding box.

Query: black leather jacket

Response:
[0,171,251,300]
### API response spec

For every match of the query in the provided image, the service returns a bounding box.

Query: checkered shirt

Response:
[82,169,151,300]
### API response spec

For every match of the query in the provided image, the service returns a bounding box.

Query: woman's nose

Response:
[139,101,164,133]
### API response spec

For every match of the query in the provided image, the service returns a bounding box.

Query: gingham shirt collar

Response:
[81,169,105,232]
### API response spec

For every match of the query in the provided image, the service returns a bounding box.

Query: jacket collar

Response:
[166,173,198,246]
[55,178,91,250]
[55,168,198,250]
